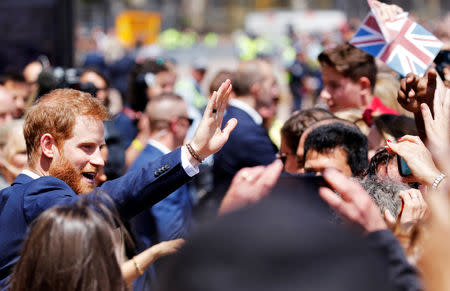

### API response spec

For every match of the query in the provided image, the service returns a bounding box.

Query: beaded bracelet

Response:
[186,143,203,163]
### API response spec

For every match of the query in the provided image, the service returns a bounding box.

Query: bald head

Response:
[0,87,15,126]
[146,93,188,133]
[23,61,43,84]
[234,59,278,110]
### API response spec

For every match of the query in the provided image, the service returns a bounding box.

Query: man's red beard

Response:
[49,155,96,194]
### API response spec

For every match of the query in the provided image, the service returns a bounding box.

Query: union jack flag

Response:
[350,8,442,77]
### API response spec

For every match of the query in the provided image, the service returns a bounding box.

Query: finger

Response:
[257,159,283,188]
[378,8,387,21]
[319,187,346,213]
[221,118,238,137]
[392,5,403,14]
[238,166,265,184]
[387,135,415,156]
[400,77,407,91]
[204,91,218,117]
[384,209,397,225]
[407,190,419,211]
[385,139,399,155]
[397,134,421,145]
[399,190,412,206]
[417,190,426,211]
[216,80,231,112]
[406,73,416,84]
[387,8,395,21]
[217,83,232,122]
[426,69,437,91]
[421,103,435,133]
[397,89,406,100]
[322,168,366,204]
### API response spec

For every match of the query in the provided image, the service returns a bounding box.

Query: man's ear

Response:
[250,82,260,97]
[169,118,178,132]
[358,76,372,96]
[40,134,58,159]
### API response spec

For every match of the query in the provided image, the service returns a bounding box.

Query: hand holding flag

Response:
[350,0,443,77]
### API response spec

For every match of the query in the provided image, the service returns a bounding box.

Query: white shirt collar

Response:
[21,169,41,180]
[229,99,263,125]
[148,139,171,154]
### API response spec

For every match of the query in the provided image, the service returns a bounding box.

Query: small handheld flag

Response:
[350,1,442,77]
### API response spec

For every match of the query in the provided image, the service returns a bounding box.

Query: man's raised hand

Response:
[190,79,237,159]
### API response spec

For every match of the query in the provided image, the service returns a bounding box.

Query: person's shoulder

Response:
[23,176,75,197]
[225,105,250,118]
[129,144,163,172]
[21,176,77,224]
[226,106,260,128]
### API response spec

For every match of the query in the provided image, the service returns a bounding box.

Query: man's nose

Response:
[16,98,25,109]
[163,85,174,94]
[90,148,106,167]
[319,87,331,100]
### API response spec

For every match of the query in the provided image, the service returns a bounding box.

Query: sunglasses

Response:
[177,116,194,126]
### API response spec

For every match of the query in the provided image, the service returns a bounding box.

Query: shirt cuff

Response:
[181,145,200,177]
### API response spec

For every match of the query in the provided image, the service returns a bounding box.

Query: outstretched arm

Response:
[121,238,184,285]
[100,80,238,220]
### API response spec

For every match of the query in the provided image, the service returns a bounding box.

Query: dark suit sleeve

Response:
[366,230,423,291]
[99,148,192,220]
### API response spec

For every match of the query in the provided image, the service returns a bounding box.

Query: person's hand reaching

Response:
[319,168,388,234]
[397,70,437,114]
[386,135,441,186]
[219,160,283,215]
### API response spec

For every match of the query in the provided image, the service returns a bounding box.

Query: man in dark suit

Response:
[128,93,194,290]
[212,60,278,210]
[0,80,236,288]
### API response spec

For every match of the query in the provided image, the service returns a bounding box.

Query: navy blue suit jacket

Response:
[129,144,193,246]
[213,105,277,192]
[0,148,190,288]
[129,144,193,291]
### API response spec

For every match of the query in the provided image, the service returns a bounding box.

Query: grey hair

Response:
[359,176,409,217]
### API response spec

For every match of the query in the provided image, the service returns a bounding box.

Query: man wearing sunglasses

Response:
[127,92,194,290]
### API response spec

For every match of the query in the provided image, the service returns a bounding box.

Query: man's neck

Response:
[234,95,256,109]
[149,132,177,151]
[361,92,374,110]
[24,166,46,177]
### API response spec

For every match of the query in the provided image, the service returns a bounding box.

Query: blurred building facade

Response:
[77,0,449,33]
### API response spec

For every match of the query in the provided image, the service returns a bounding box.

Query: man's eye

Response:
[81,145,94,151]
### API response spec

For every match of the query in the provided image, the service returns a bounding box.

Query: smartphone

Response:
[397,155,412,177]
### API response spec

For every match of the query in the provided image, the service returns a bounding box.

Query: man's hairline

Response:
[26,113,106,166]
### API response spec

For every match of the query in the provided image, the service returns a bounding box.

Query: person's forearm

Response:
[121,246,160,285]
[99,148,192,220]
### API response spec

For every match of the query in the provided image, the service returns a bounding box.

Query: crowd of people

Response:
[0,1,450,290]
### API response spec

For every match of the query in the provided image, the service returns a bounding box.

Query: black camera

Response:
[36,67,98,98]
